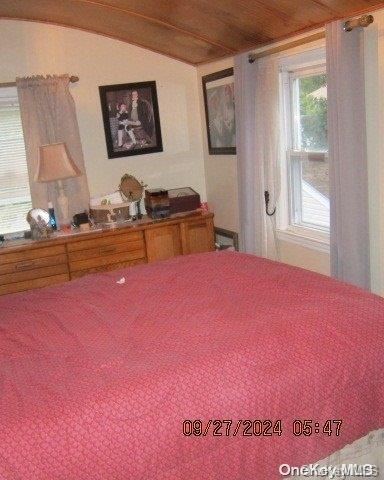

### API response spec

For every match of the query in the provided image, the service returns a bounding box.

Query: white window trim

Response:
[277,48,329,251]
[288,150,329,232]
[277,228,330,254]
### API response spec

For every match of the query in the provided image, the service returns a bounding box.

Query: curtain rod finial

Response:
[343,14,374,32]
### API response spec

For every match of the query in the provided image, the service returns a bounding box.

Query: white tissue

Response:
[116,277,126,285]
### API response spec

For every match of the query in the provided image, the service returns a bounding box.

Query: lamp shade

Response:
[35,143,82,182]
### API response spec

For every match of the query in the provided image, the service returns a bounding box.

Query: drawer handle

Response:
[15,261,36,271]
[99,246,117,255]
[189,222,206,229]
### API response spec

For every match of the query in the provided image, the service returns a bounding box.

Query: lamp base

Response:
[57,181,70,228]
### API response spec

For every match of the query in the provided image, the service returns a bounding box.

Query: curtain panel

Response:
[16,75,90,226]
[234,53,280,259]
[326,21,373,290]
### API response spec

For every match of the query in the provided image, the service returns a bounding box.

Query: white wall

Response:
[278,241,330,275]
[0,20,207,201]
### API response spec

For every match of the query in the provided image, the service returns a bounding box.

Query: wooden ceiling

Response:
[1,0,384,64]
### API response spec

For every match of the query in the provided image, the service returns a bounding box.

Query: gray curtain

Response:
[16,75,90,226]
[326,21,372,290]
[234,53,280,259]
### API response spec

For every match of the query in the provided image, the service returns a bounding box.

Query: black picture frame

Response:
[214,227,239,251]
[99,81,163,159]
[202,67,236,155]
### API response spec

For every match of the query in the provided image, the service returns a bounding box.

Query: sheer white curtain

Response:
[234,53,280,259]
[326,21,377,290]
[16,75,90,226]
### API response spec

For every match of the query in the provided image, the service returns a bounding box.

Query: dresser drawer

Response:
[0,244,69,295]
[68,231,146,276]
[0,263,69,286]
[68,239,144,262]
[0,253,68,275]
[70,258,146,279]
[0,274,69,296]
[67,231,144,252]
[69,248,146,273]
[0,244,67,265]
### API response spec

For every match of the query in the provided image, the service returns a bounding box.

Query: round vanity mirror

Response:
[26,208,52,239]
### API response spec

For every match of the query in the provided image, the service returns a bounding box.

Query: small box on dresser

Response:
[168,187,201,214]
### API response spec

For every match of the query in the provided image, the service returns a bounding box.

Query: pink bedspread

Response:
[0,251,383,479]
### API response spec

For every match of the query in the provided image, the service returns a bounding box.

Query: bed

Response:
[0,251,383,479]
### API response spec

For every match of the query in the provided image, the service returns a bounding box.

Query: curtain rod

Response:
[248,14,374,64]
[0,75,79,88]
[248,32,325,64]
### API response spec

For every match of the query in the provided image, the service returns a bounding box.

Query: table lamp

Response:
[35,142,81,227]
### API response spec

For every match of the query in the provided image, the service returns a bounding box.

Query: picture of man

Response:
[100,81,163,158]
[121,90,155,149]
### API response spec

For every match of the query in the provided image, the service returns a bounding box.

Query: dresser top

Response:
[0,211,214,255]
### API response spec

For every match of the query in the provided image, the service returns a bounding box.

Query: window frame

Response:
[288,150,330,233]
[278,49,330,250]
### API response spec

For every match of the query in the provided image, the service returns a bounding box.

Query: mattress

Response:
[0,251,383,479]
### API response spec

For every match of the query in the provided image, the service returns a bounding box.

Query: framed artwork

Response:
[202,68,236,155]
[214,227,239,251]
[99,81,163,158]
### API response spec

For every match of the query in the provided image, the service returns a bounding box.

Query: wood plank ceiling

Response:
[1,0,384,64]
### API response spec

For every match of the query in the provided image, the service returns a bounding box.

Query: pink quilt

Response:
[0,251,383,479]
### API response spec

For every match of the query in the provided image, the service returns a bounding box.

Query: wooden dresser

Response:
[0,212,214,296]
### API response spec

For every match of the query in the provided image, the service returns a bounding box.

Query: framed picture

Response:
[99,81,163,158]
[202,68,236,155]
[214,227,239,251]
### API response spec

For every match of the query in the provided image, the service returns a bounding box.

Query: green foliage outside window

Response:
[299,74,327,152]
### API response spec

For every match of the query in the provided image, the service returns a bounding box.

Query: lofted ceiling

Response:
[1,0,384,64]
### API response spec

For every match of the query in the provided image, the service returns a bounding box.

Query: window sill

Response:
[276,227,330,254]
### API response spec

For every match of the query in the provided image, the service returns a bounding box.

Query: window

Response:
[0,87,31,235]
[280,51,329,238]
